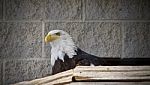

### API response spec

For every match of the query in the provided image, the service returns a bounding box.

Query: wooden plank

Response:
[13,69,73,85]
[30,69,73,84]
[74,66,150,71]
[74,66,150,81]
[65,82,150,85]
[43,76,72,85]
[74,71,150,81]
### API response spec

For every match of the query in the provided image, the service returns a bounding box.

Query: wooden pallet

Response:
[13,66,150,85]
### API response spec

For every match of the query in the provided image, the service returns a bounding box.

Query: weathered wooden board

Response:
[43,76,72,85]
[74,66,150,71]
[13,69,73,85]
[65,82,150,85]
[73,66,150,81]
[13,66,150,85]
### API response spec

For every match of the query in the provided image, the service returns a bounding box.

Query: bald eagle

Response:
[45,30,150,75]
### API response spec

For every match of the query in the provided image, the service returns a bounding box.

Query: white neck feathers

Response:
[50,35,77,66]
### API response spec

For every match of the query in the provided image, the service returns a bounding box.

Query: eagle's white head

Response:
[45,30,77,66]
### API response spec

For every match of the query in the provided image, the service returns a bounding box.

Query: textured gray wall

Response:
[0,0,150,84]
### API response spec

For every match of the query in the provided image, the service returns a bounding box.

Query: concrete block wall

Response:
[0,0,150,84]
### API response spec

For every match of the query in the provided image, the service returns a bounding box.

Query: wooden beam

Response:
[65,82,150,85]
[13,69,73,85]
[74,66,150,81]
[74,66,150,71]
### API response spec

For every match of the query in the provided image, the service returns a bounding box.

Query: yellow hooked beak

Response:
[45,34,60,43]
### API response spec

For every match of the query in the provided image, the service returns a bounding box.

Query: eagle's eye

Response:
[55,32,61,36]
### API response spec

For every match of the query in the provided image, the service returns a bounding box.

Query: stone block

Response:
[0,22,42,58]
[5,60,29,84]
[5,0,45,20]
[45,0,82,20]
[82,22,122,57]
[27,60,51,80]
[0,60,2,85]
[0,0,3,20]
[123,22,150,58]
[44,22,121,58]
[4,60,51,84]
[85,0,150,20]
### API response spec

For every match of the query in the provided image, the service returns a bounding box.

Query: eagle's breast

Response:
[50,38,77,66]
